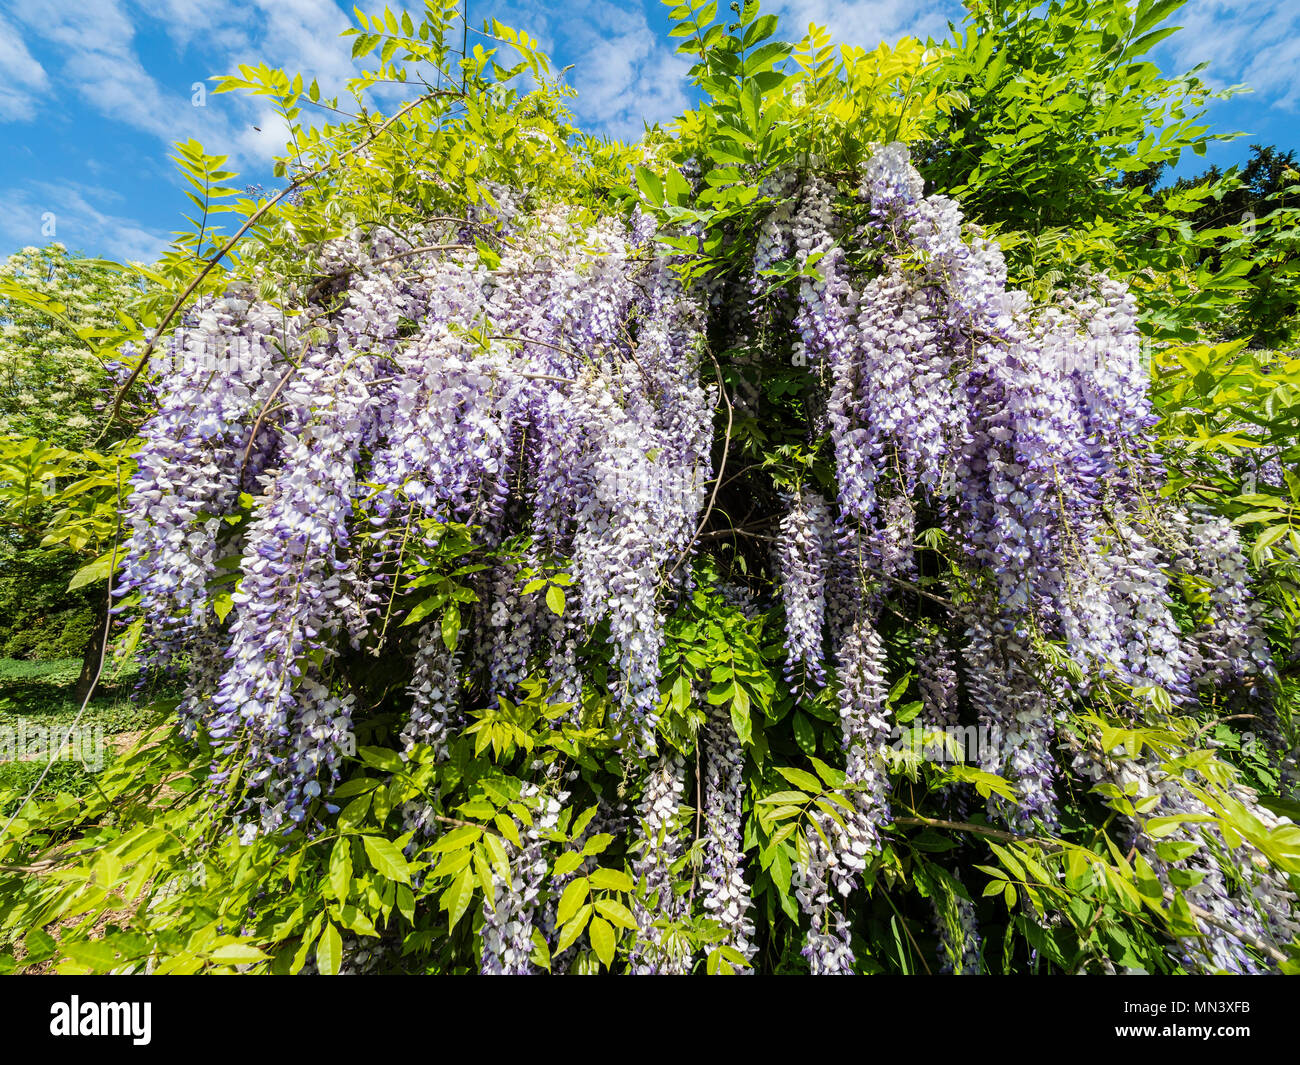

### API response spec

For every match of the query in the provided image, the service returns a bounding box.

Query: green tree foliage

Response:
[918,0,1225,246]
[0,244,144,447]
[1159,144,1300,349]
[0,246,146,663]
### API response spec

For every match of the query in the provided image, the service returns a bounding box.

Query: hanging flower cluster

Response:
[766,142,1288,969]
[775,488,834,690]
[1069,730,1299,973]
[700,702,756,966]
[480,783,566,975]
[117,204,713,833]
[627,753,691,974]
[792,612,892,974]
[1163,509,1275,691]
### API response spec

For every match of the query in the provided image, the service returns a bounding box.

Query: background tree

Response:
[0,246,145,678]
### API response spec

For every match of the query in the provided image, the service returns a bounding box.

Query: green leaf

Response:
[663,166,691,205]
[1134,0,1186,37]
[22,929,57,964]
[328,838,353,900]
[316,922,342,975]
[594,897,638,930]
[210,943,270,965]
[636,166,665,206]
[730,691,753,745]
[756,790,809,805]
[333,777,381,798]
[67,552,114,591]
[362,835,412,884]
[427,825,481,853]
[213,591,235,623]
[589,916,616,967]
[553,851,584,878]
[769,843,792,894]
[441,602,461,651]
[482,832,511,877]
[776,766,821,792]
[402,594,444,628]
[588,867,634,892]
[443,866,476,930]
[358,746,405,772]
[745,40,791,70]
[557,877,591,925]
[742,13,779,47]
[792,710,815,754]
[556,904,593,955]
[396,884,415,923]
[545,583,566,616]
[62,939,119,971]
[809,757,845,788]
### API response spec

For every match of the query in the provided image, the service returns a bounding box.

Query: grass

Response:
[0,656,175,807]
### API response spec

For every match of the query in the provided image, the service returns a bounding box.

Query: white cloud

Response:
[0,14,52,121]
[9,0,246,161]
[249,0,356,90]
[149,0,429,162]
[767,0,958,49]
[1242,34,1300,110]
[235,108,295,164]
[475,0,692,138]
[141,0,222,51]
[4,0,702,159]
[0,182,169,263]
[1157,0,1300,111]
[563,2,691,137]
[6,0,365,173]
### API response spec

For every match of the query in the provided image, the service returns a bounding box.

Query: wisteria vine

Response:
[111,135,1297,975]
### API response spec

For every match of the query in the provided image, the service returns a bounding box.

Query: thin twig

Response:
[860,565,956,608]
[431,813,480,830]
[100,90,454,437]
[893,815,1036,846]
[0,844,106,874]
[669,352,732,576]
[238,366,298,483]
[1193,713,1263,737]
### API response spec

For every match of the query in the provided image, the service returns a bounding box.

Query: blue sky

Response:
[1,0,1297,262]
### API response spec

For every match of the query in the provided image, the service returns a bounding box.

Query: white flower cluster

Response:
[775,488,834,690]
[480,784,566,975]
[628,753,691,974]
[701,703,756,966]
